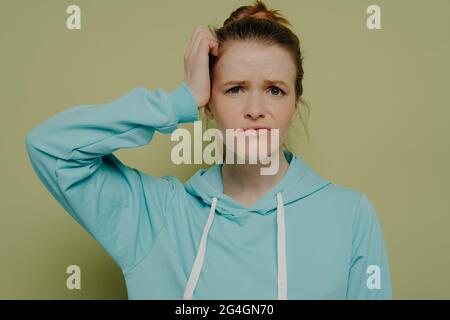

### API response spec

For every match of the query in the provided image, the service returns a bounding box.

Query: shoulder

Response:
[317,181,380,226]
[315,181,364,210]
[327,182,382,233]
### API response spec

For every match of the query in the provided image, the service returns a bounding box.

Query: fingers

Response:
[209,32,219,56]
[185,27,201,59]
[186,27,219,61]
[192,30,207,59]
[208,29,219,56]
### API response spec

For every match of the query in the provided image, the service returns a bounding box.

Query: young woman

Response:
[25,0,392,299]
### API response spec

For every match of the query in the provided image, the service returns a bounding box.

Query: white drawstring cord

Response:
[183,193,288,300]
[183,197,217,300]
[277,192,288,300]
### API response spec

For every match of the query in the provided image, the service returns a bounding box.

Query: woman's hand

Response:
[184,27,219,109]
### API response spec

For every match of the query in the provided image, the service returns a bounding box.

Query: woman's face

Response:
[206,40,297,161]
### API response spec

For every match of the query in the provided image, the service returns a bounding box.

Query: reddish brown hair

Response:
[205,0,310,143]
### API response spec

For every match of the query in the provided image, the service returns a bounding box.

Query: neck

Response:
[221,150,290,198]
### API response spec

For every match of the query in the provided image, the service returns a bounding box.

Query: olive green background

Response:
[1,0,449,299]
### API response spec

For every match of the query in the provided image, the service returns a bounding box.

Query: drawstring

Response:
[183,197,217,300]
[183,192,287,300]
[276,192,287,300]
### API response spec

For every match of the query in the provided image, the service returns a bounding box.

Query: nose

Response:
[244,92,266,120]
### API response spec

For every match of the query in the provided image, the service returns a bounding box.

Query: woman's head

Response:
[202,0,309,159]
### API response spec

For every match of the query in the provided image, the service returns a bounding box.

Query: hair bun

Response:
[223,0,291,28]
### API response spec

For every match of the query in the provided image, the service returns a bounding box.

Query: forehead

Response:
[214,41,296,83]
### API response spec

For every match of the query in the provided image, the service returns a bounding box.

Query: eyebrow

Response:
[222,80,290,88]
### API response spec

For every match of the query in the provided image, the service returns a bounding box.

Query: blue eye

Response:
[270,86,285,96]
[226,86,241,95]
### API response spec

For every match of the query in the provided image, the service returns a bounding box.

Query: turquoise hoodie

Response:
[25,82,392,300]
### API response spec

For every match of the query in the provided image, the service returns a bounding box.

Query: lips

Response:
[240,127,271,132]
[235,127,271,137]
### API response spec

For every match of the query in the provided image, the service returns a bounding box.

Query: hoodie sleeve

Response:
[25,82,199,274]
[346,193,393,299]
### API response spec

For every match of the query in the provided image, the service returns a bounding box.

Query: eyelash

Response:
[226,86,286,96]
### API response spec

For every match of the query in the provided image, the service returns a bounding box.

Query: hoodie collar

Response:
[184,149,331,218]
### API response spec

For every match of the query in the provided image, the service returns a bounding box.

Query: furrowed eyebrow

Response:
[222,80,290,88]
[265,80,289,87]
[222,80,247,87]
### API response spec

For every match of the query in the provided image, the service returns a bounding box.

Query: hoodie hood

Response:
[182,149,332,300]
[183,150,330,300]
[185,149,332,217]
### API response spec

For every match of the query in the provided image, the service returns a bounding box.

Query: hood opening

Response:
[184,149,331,218]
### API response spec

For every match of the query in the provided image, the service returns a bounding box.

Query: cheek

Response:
[277,107,297,135]
[212,101,239,125]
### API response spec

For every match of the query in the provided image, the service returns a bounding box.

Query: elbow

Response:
[25,130,40,170]
[25,130,36,153]
[25,127,43,155]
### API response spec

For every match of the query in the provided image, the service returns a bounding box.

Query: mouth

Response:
[239,127,272,132]
[235,127,272,137]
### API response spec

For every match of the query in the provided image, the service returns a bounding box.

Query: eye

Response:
[269,86,285,96]
[226,86,242,95]
[225,86,286,96]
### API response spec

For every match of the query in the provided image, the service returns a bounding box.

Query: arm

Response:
[25,82,199,274]
[346,193,393,299]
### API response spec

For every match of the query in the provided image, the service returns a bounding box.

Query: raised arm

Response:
[25,82,199,274]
